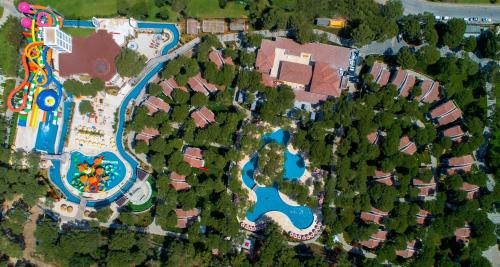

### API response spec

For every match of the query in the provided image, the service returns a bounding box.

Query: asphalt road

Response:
[400,0,500,23]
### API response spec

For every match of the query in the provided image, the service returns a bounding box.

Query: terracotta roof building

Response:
[372,170,393,186]
[442,125,466,143]
[369,61,391,87]
[413,176,437,198]
[59,30,121,81]
[455,224,471,243]
[461,182,480,200]
[396,240,418,258]
[183,146,205,168]
[255,37,354,108]
[209,49,234,69]
[360,230,387,249]
[429,100,462,126]
[360,207,389,225]
[175,208,200,228]
[416,209,431,225]
[391,69,417,97]
[135,127,160,144]
[188,73,218,95]
[159,78,188,98]
[367,131,380,145]
[144,96,170,115]
[170,171,191,191]
[446,155,474,174]
[416,80,441,103]
[399,136,417,155]
[191,106,216,128]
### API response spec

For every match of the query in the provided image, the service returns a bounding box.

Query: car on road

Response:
[482,18,492,23]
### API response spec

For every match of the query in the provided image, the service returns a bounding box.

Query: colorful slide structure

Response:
[7,2,64,127]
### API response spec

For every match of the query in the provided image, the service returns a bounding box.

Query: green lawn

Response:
[62,27,95,37]
[0,6,4,18]
[186,0,248,18]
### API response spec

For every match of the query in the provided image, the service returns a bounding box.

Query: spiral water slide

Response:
[7,2,63,113]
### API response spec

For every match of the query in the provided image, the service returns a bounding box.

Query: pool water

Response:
[34,112,58,154]
[242,129,313,230]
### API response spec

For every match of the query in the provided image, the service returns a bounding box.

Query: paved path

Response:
[0,0,23,26]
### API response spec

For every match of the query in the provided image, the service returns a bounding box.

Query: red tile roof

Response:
[430,101,458,119]
[184,147,203,159]
[191,111,209,128]
[455,225,471,242]
[442,125,465,142]
[135,127,160,143]
[360,207,389,225]
[199,106,215,122]
[437,108,462,126]
[374,170,391,179]
[144,96,170,115]
[159,78,187,98]
[170,171,190,191]
[293,90,328,104]
[278,61,313,85]
[447,165,472,175]
[416,209,430,225]
[377,69,391,87]
[183,156,205,168]
[171,171,186,182]
[448,155,474,167]
[175,208,200,218]
[188,73,218,95]
[412,176,436,186]
[396,241,417,258]
[310,62,343,97]
[399,74,416,97]
[367,131,379,144]
[59,30,120,81]
[372,230,388,240]
[461,182,479,192]
[391,69,408,89]
[399,136,417,155]
[209,50,224,69]
[183,147,204,168]
[419,81,440,103]
[369,62,383,81]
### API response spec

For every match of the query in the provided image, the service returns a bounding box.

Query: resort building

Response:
[229,19,247,31]
[360,207,389,225]
[416,209,431,225]
[59,30,121,82]
[202,20,225,33]
[255,37,356,110]
[175,208,200,228]
[396,240,418,258]
[183,146,205,168]
[135,127,160,143]
[455,224,471,243]
[399,136,417,155]
[442,125,466,143]
[429,100,463,126]
[186,19,201,35]
[367,131,380,145]
[391,68,416,97]
[188,73,218,95]
[372,170,393,186]
[209,49,234,69]
[369,61,391,87]
[159,77,188,98]
[412,176,437,198]
[42,27,72,53]
[143,96,170,115]
[170,171,191,191]
[360,230,387,249]
[446,155,474,174]
[416,80,441,103]
[461,182,480,200]
[191,106,216,128]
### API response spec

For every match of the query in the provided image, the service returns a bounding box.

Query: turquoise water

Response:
[34,113,58,154]
[242,129,313,230]
[66,151,126,191]
[63,20,94,28]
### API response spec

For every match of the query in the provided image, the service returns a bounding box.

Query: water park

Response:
[239,129,323,240]
[8,2,180,216]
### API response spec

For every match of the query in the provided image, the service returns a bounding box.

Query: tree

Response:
[463,36,477,52]
[396,47,417,69]
[244,33,263,48]
[477,31,499,59]
[442,18,466,49]
[172,89,190,104]
[417,45,441,66]
[190,92,208,107]
[95,207,113,223]
[78,100,94,114]
[116,47,147,77]
[63,79,105,97]
[352,23,375,46]
[147,83,163,97]
[156,6,170,20]
[239,51,256,68]
[290,15,313,44]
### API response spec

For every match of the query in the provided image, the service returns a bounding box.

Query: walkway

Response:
[0,0,23,26]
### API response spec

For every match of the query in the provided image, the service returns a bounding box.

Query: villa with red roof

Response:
[170,171,191,191]
[188,73,218,95]
[416,209,431,225]
[372,170,393,186]
[360,207,389,225]
[461,182,480,200]
[175,208,200,228]
[396,240,418,258]
[255,37,355,109]
[159,77,188,98]
[143,96,170,115]
[369,61,391,87]
[183,146,205,168]
[412,176,437,198]
[135,127,160,144]
[416,80,441,103]
[455,224,471,243]
[191,106,216,128]
[442,125,466,143]
[209,49,233,69]
[446,155,474,174]
[367,131,380,145]
[391,68,416,97]
[399,136,417,155]
[429,100,463,126]
[360,230,387,249]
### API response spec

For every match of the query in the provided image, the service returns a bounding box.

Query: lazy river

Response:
[242,129,313,230]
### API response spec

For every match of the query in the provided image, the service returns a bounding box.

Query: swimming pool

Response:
[242,129,313,230]
[66,151,126,192]
[63,20,94,28]
[34,112,58,154]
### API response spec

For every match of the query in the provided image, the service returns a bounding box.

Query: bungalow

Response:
[229,19,247,31]
[191,106,216,128]
[416,209,431,225]
[455,224,471,243]
[412,176,437,198]
[360,207,389,225]
[429,100,462,126]
[170,171,191,191]
[416,80,440,103]
[183,146,205,168]
[461,182,480,200]
[391,68,416,97]
[372,170,393,186]
[202,19,225,33]
[360,230,387,249]
[367,131,380,145]
[209,49,234,69]
[159,78,188,98]
[188,73,218,95]
[135,127,160,144]
[446,155,474,174]
[143,96,170,115]
[369,61,390,87]
[186,19,200,35]
[399,136,417,155]
[175,208,200,228]
[396,240,418,258]
[442,125,466,143]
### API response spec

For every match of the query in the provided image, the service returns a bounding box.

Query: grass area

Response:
[62,27,95,37]
[127,177,157,213]
[0,6,4,18]
[186,0,248,18]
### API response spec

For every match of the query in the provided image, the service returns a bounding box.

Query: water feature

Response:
[34,112,58,154]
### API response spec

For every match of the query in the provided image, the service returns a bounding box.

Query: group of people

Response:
[240,221,267,232]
